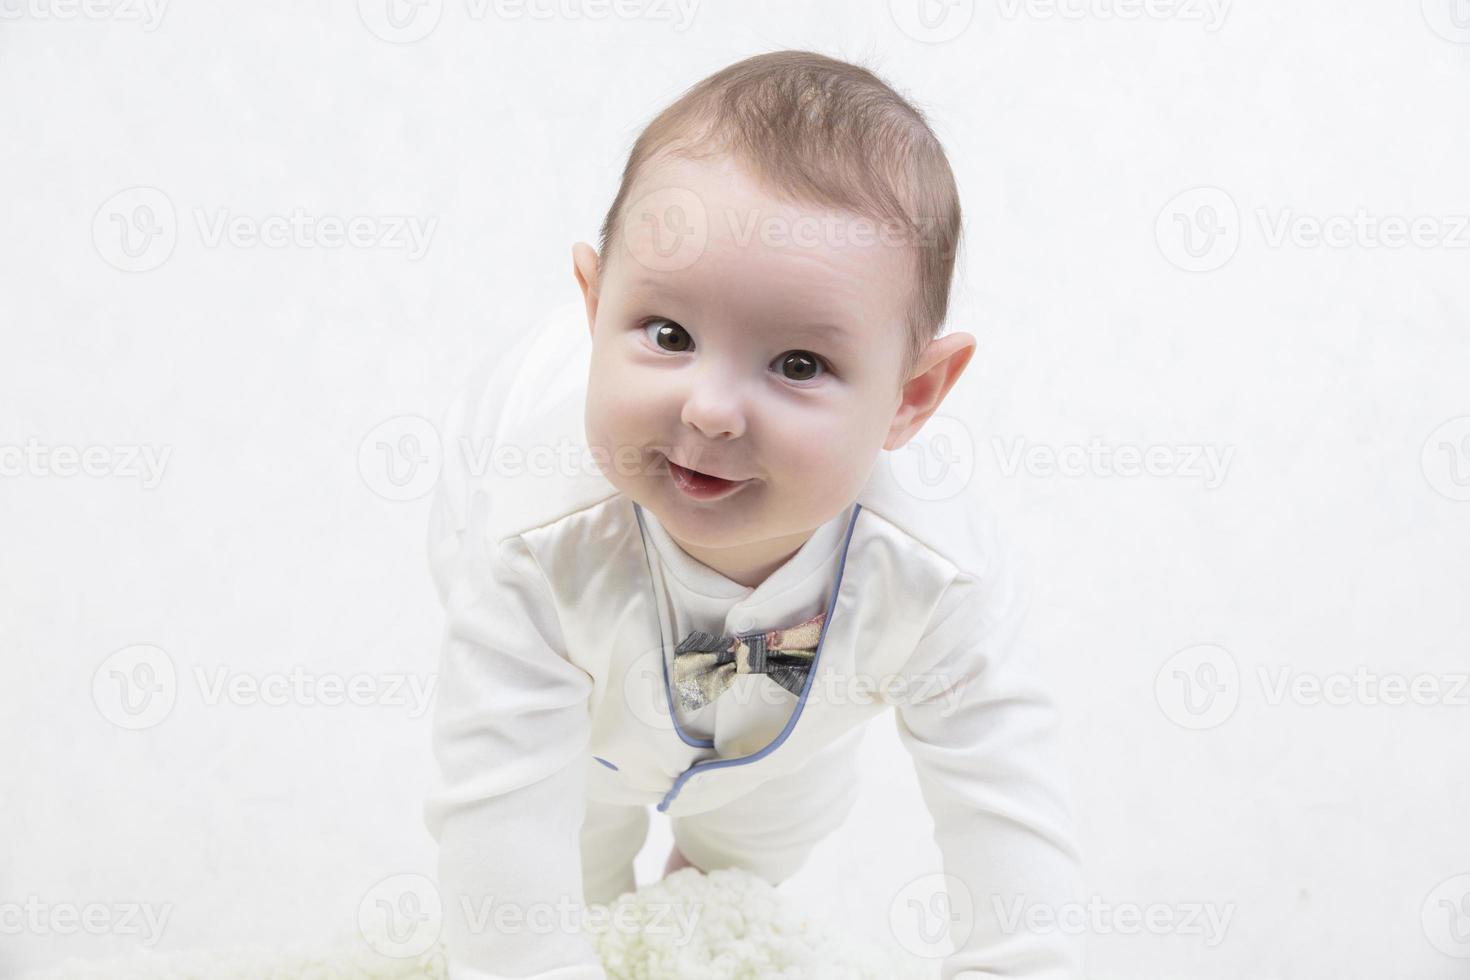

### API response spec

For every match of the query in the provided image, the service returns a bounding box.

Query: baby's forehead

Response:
[616,153,916,296]
[619,233,912,336]
[629,151,894,234]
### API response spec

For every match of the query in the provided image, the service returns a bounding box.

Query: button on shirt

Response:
[637,502,856,753]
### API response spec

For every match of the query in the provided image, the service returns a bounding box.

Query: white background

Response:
[3,2,1468,978]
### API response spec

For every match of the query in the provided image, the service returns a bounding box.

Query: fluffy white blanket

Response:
[20,868,930,980]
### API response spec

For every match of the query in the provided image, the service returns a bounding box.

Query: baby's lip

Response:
[657,450,749,483]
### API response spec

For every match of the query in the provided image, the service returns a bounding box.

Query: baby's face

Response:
[578,151,918,561]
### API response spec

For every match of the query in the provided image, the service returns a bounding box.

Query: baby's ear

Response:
[884,331,977,451]
[571,242,601,333]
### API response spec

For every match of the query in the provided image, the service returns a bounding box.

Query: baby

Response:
[424,50,1085,979]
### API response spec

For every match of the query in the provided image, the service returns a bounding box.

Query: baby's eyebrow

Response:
[631,275,677,297]
[775,320,855,350]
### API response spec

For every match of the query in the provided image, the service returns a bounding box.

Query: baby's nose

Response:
[680,377,746,441]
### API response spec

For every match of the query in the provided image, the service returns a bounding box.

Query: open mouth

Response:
[661,454,751,500]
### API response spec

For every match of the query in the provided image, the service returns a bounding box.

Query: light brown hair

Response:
[597,49,963,383]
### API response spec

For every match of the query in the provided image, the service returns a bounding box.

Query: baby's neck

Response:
[667,525,818,590]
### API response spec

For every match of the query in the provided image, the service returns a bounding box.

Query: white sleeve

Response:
[424,375,608,980]
[893,530,1087,979]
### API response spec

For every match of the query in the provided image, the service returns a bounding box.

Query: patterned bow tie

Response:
[671,611,826,712]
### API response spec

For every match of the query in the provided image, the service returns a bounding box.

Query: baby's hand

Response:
[662,843,700,878]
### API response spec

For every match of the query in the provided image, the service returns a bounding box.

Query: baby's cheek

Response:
[583,385,625,465]
[773,417,869,481]
[593,400,670,491]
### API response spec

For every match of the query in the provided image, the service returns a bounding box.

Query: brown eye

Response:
[643,318,692,352]
[777,350,824,383]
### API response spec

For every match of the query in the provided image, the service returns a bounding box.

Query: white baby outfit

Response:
[423,300,1086,979]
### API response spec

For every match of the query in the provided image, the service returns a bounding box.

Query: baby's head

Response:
[575,50,975,581]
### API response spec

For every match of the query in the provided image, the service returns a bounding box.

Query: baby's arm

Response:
[894,523,1086,979]
[425,385,607,980]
